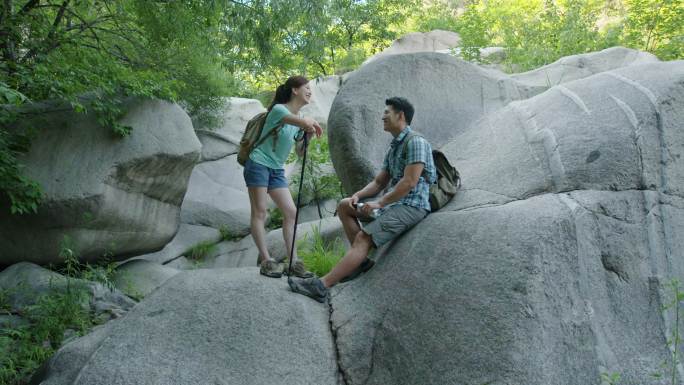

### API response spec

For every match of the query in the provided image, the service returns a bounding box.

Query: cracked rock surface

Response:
[34,268,338,385]
[327,59,684,384]
[28,52,684,385]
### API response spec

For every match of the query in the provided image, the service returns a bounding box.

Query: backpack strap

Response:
[253,121,283,152]
[400,132,430,182]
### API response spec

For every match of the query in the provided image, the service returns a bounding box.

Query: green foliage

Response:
[297,225,345,276]
[600,371,621,385]
[0,289,92,385]
[53,236,117,291]
[0,237,98,385]
[0,83,42,215]
[412,0,461,32]
[427,0,682,72]
[287,135,343,219]
[0,0,237,215]
[0,288,11,314]
[267,207,285,231]
[453,0,613,71]
[223,0,417,90]
[185,240,217,260]
[662,278,683,385]
[219,225,242,242]
[622,0,683,60]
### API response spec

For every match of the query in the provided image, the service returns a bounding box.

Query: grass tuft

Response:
[297,225,345,277]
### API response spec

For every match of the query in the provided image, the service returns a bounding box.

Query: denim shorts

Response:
[361,204,428,247]
[243,159,289,190]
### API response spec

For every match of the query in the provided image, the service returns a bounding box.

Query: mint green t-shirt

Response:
[249,104,301,169]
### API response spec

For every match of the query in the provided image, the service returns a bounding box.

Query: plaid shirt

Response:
[381,126,436,212]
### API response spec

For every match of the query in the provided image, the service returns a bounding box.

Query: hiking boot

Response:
[259,259,284,278]
[340,258,375,283]
[284,260,314,279]
[288,277,328,303]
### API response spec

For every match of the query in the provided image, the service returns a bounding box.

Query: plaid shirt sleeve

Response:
[406,136,431,166]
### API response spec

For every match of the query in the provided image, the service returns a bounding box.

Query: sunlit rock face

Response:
[329,59,684,385]
[0,98,201,265]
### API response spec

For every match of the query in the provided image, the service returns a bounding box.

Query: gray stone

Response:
[330,191,680,385]
[326,59,684,385]
[164,256,200,270]
[202,216,347,268]
[131,224,220,265]
[0,262,135,318]
[201,235,258,268]
[441,60,684,203]
[0,98,201,265]
[364,30,461,65]
[510,46,659,89]
[195,97,265,161]
[298,199,338,223]
[112,259,180,298]
[328,52,536,194]
[180,160,251,233]
[35,268,338,385]
[193,155,247,193]
[28,52,684,385]
[196,131,239,162]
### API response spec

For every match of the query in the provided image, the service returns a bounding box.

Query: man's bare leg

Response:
[337,198,363,244]
[320,231,374,288]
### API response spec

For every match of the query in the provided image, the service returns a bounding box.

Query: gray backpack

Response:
[402,133,460,211]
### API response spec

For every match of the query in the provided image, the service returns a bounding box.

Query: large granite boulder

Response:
[193,155,246,193]
[112,259,180,299]
[328,60,684,385]
[328,52,536,194]
[0,98,201,265]
[180,156,251,233]
[364,30,461,65]
[194,97,265,161]
[130,223,220,265]
[25,53,684,385]
[510,46,659,89]
[33,268,338,385]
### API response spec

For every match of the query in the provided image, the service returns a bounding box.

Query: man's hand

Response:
[348,194,360,210]
[361,201,383,216]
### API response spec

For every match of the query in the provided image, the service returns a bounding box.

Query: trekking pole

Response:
[287,132,309,277]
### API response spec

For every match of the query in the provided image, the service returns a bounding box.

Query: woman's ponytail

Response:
[267,75,309,111]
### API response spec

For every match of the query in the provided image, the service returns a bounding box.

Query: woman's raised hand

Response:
[303,117,323,138]
[313,121,323,138]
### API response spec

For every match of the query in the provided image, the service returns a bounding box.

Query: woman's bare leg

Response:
[268,187,298,262]
[248,186,272,264]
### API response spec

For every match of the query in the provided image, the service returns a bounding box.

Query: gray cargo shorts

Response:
[361,204,428,248]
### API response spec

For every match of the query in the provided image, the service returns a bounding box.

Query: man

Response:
[288,97,436,302]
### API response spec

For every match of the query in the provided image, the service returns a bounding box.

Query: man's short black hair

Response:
[385,97,415,125]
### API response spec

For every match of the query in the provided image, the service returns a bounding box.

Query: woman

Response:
[243,75,323,278]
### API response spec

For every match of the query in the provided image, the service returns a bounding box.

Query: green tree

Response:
[288,135,343,220]
[0,0,235,215]
[622,0,683,60]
